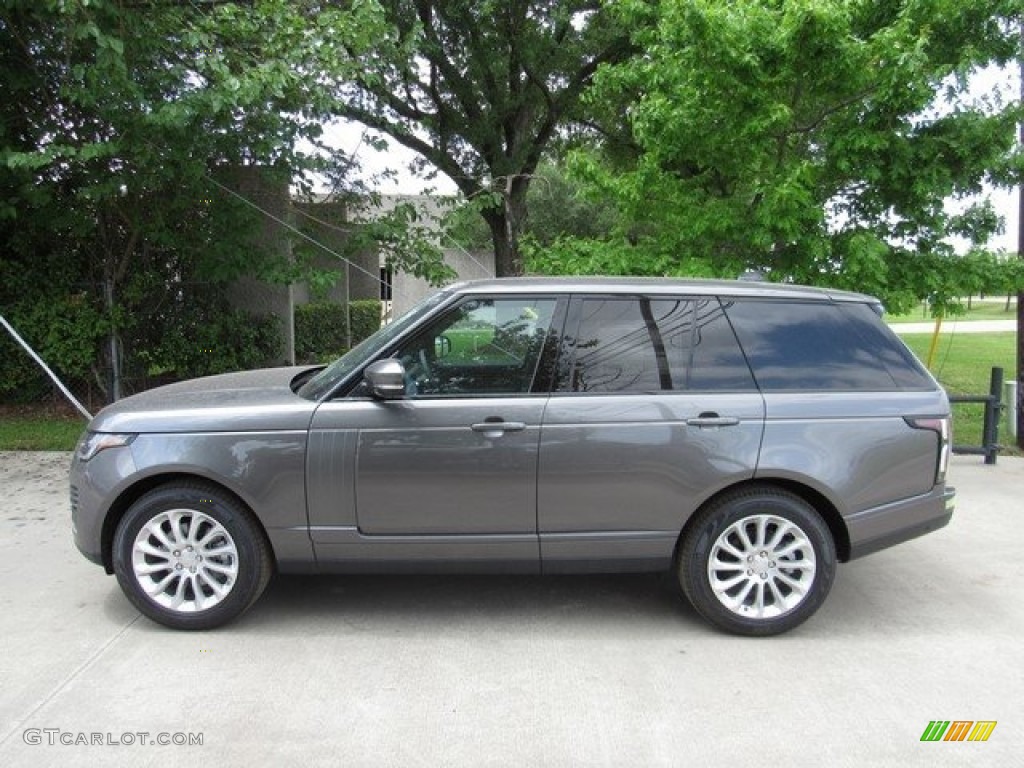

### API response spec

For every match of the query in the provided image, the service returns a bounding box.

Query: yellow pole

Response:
[925,314,943,370]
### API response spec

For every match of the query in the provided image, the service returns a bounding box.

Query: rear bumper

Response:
[846,485,955,560]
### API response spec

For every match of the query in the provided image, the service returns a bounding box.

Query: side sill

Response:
[540,530,677,574]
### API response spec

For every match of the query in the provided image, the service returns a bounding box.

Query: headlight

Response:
[77,432,136,462]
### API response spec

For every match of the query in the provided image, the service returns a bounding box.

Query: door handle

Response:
[471,420,526,434]
[686,413,740,428]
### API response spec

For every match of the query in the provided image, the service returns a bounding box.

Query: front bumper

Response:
[70,445,138,570]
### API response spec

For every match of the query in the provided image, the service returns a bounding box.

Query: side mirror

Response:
[364,359,406,400]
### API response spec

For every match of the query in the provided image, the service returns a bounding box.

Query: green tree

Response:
[319,0,636,277]
[445,160,621,249]
[552,0,1022,313]
[0,0,333,399]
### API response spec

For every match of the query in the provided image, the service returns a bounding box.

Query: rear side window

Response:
[724,300,934,391]
[837,303,935,389]
[557,297,755,393]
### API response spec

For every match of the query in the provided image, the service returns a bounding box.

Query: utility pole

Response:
[1018,20,1024,449]
[104,276,121,402]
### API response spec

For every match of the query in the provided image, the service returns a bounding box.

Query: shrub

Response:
[294,300,381,363]
[0,294,108,404]
[350,300,382,345]
[130,307,281,382]
[1,279,285,404]
[294,302,347,363]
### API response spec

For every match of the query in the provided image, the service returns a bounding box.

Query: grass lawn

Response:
[886,298,1017,323]
[898,332,1018,456]
[0,406,85,451]
[442,327,496,359]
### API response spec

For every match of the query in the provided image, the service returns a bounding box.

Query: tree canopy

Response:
[0,0,344,399]
[315,0,635,276]
[4,0,1023,405]
[537,0,1023,312]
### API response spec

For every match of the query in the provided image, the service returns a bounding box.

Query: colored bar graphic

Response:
[944,721,973,741]
[967,722,997,742]
[921,721,949,742]
[920,720,997,742]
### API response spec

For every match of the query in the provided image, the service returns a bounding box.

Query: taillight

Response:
[906,416,951,484]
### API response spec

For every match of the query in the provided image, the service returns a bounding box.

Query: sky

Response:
[315,121,459,197]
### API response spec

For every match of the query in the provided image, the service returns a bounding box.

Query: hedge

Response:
[1,299,281,405]
[294,300,381,363]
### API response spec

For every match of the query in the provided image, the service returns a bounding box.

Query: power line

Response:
[291,196,496,279]
[440,230,496,279]
[206,175,390,291]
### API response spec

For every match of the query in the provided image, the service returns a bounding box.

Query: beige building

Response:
[367,194,495,319]
[223,168,493,364]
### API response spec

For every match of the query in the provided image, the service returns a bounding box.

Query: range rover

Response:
[70,278,954,636]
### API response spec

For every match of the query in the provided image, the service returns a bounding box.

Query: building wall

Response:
[391,246,494,317]
[293,200,379,305]
[222,173,494,363]
[219,166,297,364]
[371,194,495,318]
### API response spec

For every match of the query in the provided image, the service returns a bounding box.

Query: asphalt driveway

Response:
[0,451,1020,767]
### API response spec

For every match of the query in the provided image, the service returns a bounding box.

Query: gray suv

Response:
[70,277,954,636]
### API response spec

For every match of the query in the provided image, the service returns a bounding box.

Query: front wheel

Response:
[677,486,836,637]
[112,482,273,630]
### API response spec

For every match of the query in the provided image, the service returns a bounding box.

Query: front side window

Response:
[557,297,754,394]
[395,297,558,397]
[298,289,453,400]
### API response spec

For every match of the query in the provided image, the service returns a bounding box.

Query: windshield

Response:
[297,289,455,400]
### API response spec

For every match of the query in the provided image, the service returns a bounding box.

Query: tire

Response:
[677,486,836,637]
[112,482,273,630]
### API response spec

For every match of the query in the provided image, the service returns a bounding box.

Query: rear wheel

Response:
[112,482,272,630]
[678,486,836,636]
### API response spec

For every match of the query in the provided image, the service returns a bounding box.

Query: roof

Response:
[447,276,878,303]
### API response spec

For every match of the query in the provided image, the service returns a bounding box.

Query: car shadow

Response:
[235,571,705,633]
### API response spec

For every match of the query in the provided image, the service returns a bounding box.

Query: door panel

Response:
[538,294,766,566]
[538,393,765,538]
[353,398,546,535]
[307,403,548,540]
[305,295,561,566]
[306,398,546,570]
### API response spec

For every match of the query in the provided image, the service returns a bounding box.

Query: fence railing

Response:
[949,367,1003,465]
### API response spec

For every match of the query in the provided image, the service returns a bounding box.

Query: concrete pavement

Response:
[0,451,1021,767]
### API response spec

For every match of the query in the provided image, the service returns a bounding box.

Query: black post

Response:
[984,367,1004,465]
[1017,21,1024,449]
[1018,286,1023,449]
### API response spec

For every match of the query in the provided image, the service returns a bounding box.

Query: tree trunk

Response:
[482,180,530,277]
[103,275,121,402]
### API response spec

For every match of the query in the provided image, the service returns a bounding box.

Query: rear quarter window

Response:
[723,300,934,392]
